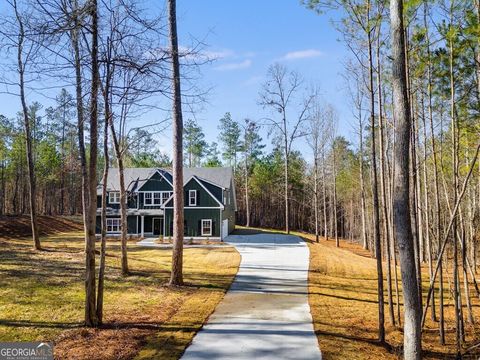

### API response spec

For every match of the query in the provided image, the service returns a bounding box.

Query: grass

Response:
[305,233,480,360]
[236,226,480,360]
[0,217,240,360]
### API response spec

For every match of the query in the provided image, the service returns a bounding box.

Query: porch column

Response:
[141,215,145,237]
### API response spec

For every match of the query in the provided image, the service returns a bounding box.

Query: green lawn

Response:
[0,229,240,359]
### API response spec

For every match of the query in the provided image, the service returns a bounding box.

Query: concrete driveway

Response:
[181,232,322,360]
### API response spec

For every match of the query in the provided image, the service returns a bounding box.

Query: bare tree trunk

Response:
[314,157,319,242]
[97,81,110,324]
[71,0,89,259]
[168,0,184,286]
[390,0,422,357]
[377,35,394,326]
[421,94,436,322]
[109,124,129,276]
[359,121,368,250]
[84,0,99,327]
[366,0,384,341]
[322,151,328,240]
[245,160,250,227]
[448,8,463,350]
[422,145,480,327]
[424,2,444,339]
[13,0,40,250]
[284,125,290,234]
[332,143,338,247]
[460,210,474,325]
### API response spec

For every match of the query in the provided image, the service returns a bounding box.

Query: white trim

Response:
[106,218,121,233]
[160,176,225,210]
[136,169,173,192]
[109,191,120,204]
[190,176,225,209]
[163,206,222,209]
[155,169,173,186]
[194,175,226,190]
[143,191,173,206]
[201,219,212,236]
[189,190,197,206]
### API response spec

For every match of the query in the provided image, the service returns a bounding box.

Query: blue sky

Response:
[0,0,354,159]
[171,0,353,157]
[171,0,351,150]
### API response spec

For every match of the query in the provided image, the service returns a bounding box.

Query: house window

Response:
[189,190,197,206]
[106,218,121,232]
[144,191,173,206]
[109,192,120,204]
[201,219,212,236]
[144,192,152,205]
[162,191,172,204]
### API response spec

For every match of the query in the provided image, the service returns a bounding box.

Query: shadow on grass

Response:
[0,319,82,329]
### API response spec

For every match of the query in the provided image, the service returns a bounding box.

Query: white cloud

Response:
[203,49,235,60]
[281,49,323,61]
[242,75,262,86]
[215,59,252,71]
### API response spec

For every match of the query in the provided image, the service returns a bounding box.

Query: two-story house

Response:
[96,167,237,240]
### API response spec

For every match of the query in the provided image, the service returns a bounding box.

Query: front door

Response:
[153,218,163,236]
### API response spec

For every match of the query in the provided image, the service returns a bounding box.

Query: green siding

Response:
[137,172,172,210]
[164,178,221,208]
[138,172,172,191]
[200,180,223,203]
[95,215,137,234]
[164,208,221,238]
[96,192,137,209]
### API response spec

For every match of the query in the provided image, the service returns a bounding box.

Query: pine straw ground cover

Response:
[0,217,240,360]
[303,232,480,360]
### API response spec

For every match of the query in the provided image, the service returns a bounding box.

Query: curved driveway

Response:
[181,233,322,360]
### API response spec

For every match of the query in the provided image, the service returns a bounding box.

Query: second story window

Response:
[144,191,173,206]
[189,190,197,206]
[109,192,120,204]
[162,191,172,204]
[144,192,152,205]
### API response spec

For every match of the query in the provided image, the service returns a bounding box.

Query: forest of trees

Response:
[1,0,479,357]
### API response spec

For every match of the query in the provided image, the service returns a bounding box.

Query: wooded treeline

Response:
[0,95,170,217]
[0,0,197,326]
[175,0,480,356]
[219,0,480,357]
[1,0,480,356]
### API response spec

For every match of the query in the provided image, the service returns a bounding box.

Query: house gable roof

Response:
[98,167,234,196]
[162,175,224,209]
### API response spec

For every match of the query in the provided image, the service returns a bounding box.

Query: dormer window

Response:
[109,192,120,204]
[189,190,197,206]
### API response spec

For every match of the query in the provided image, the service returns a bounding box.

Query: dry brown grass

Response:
[302,232,480,360]
[0,217,240,360]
